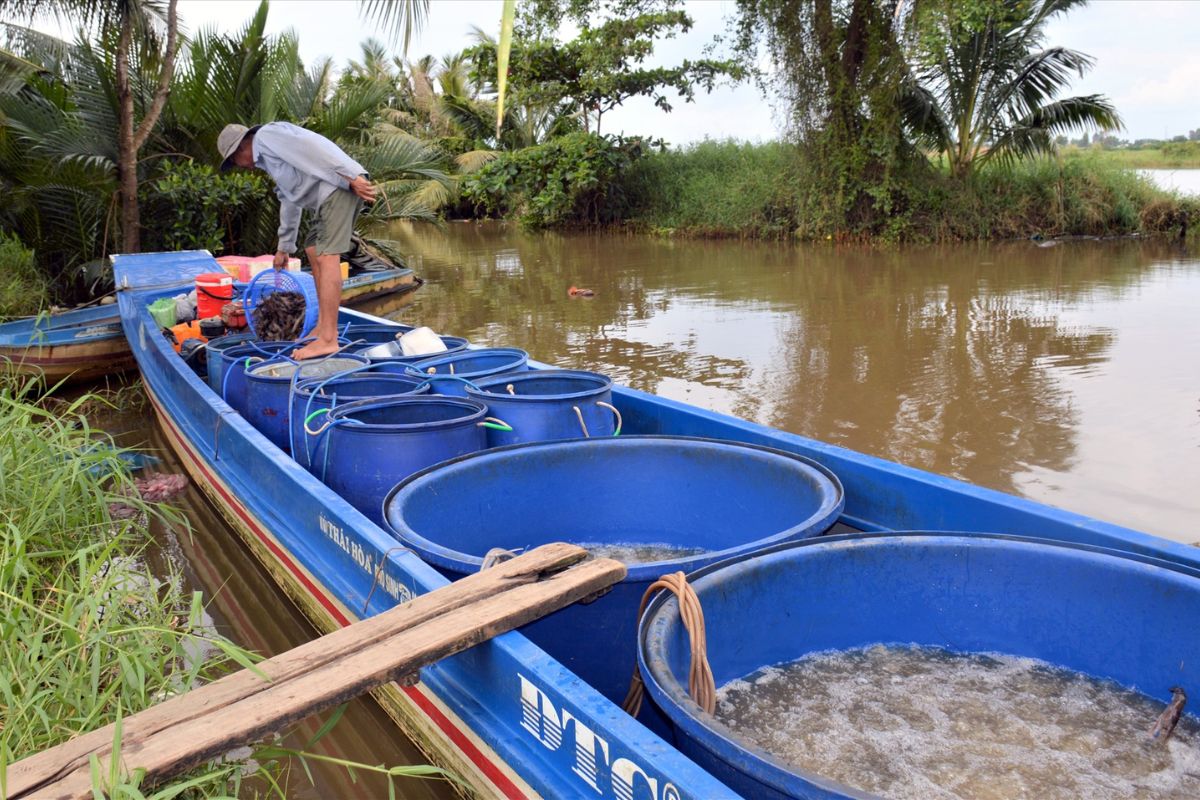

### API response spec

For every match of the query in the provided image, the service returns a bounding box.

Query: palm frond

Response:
[358,0,429,55]
[454,148,497,173]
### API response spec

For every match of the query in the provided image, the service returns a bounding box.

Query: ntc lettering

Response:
[518,674,682,800]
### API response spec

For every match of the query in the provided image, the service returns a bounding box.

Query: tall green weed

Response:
[0,233,50,318]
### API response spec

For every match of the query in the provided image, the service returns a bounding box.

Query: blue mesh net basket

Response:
[244,269,319,340]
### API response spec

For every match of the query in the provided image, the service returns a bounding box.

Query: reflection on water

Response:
[380,222,1200,541]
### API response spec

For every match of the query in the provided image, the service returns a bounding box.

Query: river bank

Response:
[460,139,1198,243]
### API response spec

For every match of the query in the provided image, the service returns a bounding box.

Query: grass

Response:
[620,140,800,238]
[614,140,1196,242]
[0,385,261,796]
[1060,142,1200,169]
[0,233,51,319]
[0,384,458,797]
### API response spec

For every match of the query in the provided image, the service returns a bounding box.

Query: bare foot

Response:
[292,339,340,360]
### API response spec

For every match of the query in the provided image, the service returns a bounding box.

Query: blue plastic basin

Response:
[408,347,530,396]
[320,395,488,525]
[638,532,1200,800]
[384,436,844,720]
[290,372,429,471]
[465,369,617,447]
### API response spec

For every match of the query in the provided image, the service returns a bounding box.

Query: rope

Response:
[479,547,522,571]
[596,401,623,436]
[505,383,516,396]
[478,416,513,432]
[573,405,590,438]
[363,546,414,613]
[622,571,715,717]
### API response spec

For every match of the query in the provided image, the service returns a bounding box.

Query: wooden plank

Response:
[10,543,625,800]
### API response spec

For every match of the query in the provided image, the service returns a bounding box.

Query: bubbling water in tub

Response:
[715,644,1200,800]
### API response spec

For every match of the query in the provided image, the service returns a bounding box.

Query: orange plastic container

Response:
[169,321,207,353]
[196,273,234,319]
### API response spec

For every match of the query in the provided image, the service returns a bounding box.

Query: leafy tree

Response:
[470,2,743,135]
[732,0,919,234]
[5,0,181,253]
[902,0,1121,177]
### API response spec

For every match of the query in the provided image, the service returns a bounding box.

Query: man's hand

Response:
[273,250,290,271]
[347,174,377,204]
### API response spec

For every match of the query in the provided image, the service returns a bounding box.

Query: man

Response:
[217,122,376,359]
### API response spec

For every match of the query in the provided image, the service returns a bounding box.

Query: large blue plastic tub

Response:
[638,532,1200,800]
[465,369,618,447]
[384,436,844,719]
[321,395,488,525]
[242,355,369,452]
[290,372,428,471]
[408,348,529,396]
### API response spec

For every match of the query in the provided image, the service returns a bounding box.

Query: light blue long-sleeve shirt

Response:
[251,121,367,253]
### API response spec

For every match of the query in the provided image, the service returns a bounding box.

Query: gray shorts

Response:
[306,189,363,256]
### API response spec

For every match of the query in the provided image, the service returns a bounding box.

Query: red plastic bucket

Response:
[196,273,234,320]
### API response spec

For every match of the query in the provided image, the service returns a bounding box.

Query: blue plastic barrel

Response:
[353,335,470,367]
[408,348,530,396]
[204,333,256,394]
[465,369,618,447]
[638,532,1200,800]
[320,396,488,525]
[384,436,844,717]
[290,373,429,471]
[243,355,369,452]
[340,323,415,345]
[218,341,297,415]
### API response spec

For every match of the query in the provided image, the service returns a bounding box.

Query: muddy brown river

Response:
[386,222,1199,542]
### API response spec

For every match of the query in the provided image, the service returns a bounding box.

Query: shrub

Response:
[142,160,275,254]
[0,232,51,318]
[461,133,648,228]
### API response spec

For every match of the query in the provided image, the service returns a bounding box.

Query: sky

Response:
[23,0,1200,145]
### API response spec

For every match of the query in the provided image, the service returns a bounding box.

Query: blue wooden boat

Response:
[113,251,1195,799]
[0,303,133,385]
[0,267,415,386]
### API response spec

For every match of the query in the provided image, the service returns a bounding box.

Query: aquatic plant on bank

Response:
[0,386,457,796]
[615,140,1197,242]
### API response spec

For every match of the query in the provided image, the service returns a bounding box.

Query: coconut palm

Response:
[903,0,1121,177]
[5,0,180,251]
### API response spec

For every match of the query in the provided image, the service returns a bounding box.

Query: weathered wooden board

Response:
[9,543,624,800]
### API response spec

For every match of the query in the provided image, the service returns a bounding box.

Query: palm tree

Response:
[902,0,1121,177]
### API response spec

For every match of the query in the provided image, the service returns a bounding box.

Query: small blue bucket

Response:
[243,354,369,452]
[290,372,429,471]
[204,333,256,394]
[465,369,619,447]
[638,532,1200,800]
[384,436,844,719]
[408,348,530,396]
[319,395,488,525]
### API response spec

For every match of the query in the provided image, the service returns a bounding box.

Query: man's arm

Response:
[275,198,302,268]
